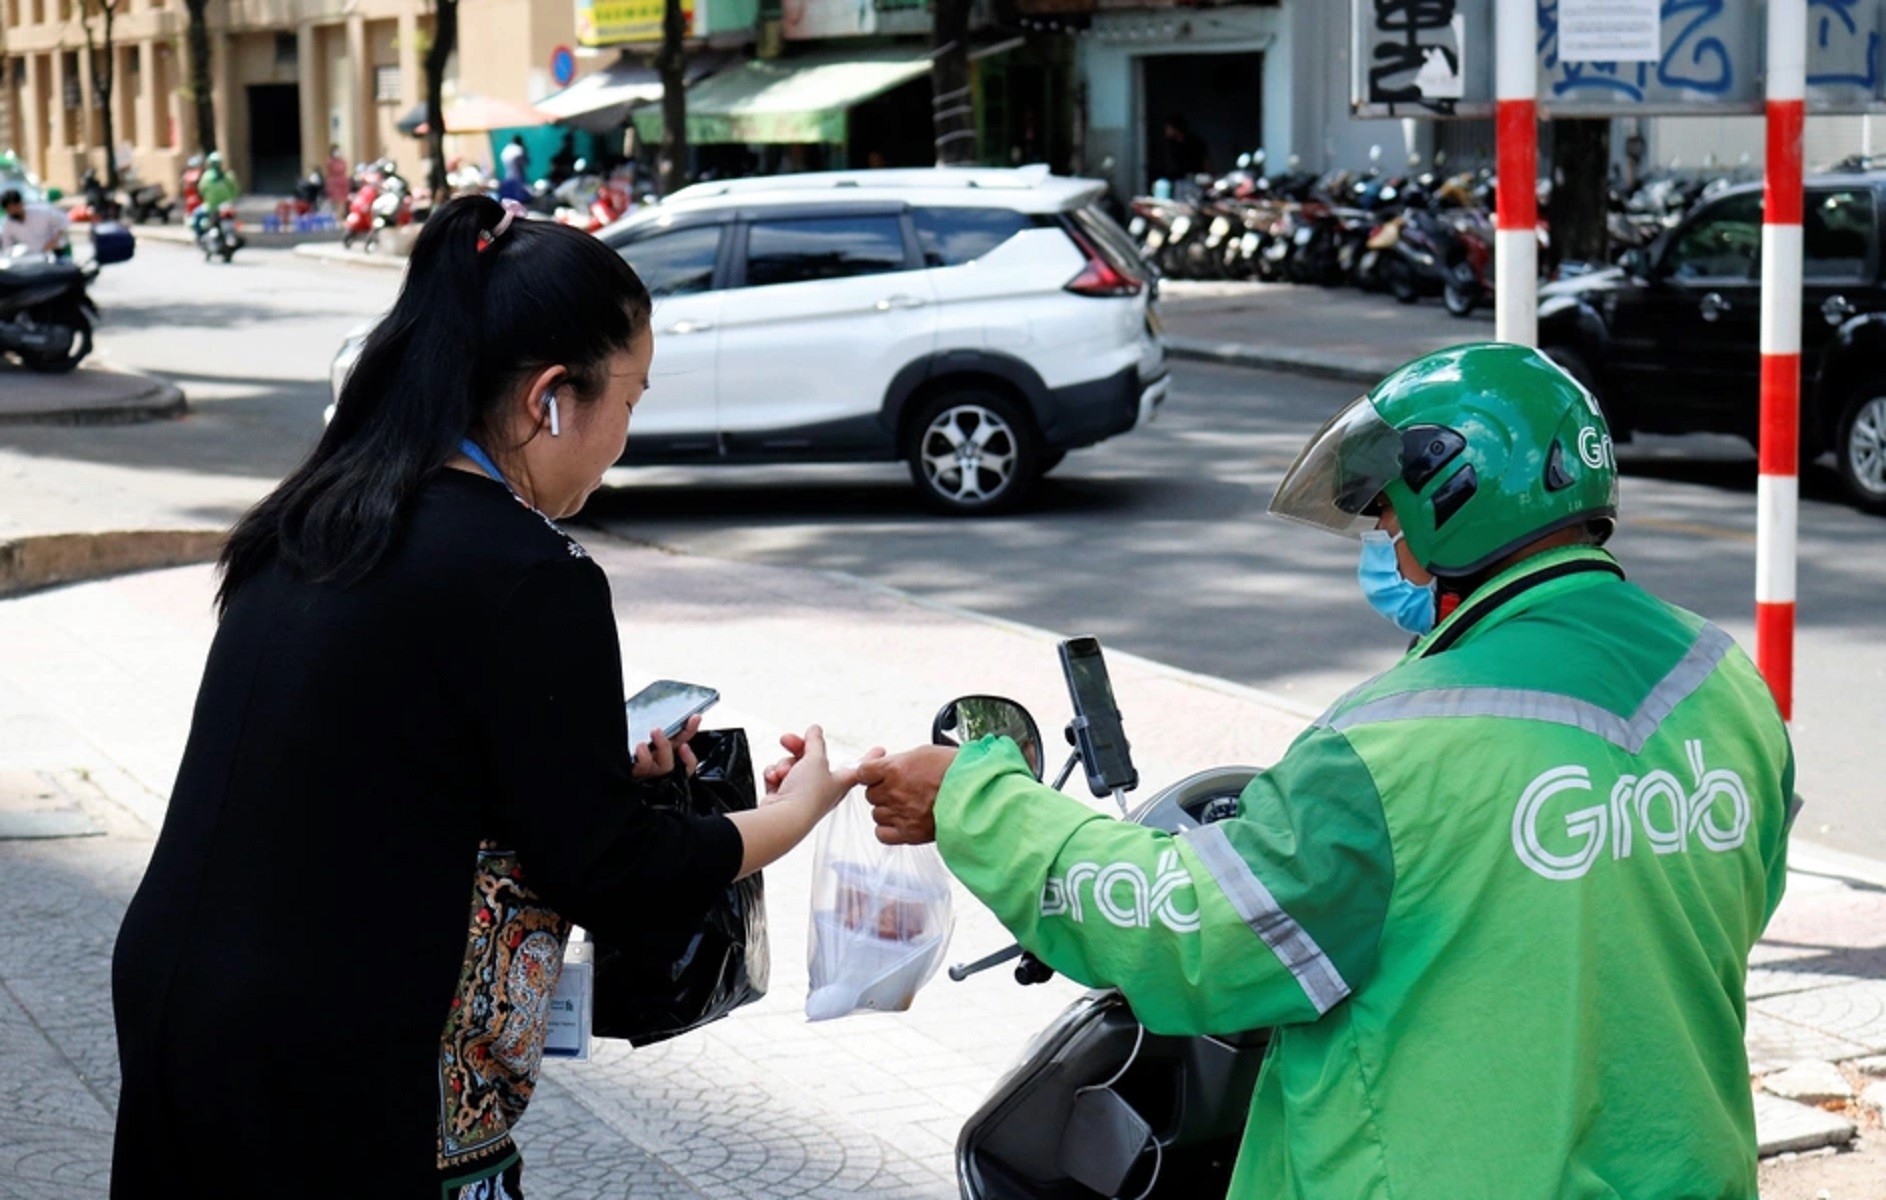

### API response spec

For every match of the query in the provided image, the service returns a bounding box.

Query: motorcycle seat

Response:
[0,259,84,291]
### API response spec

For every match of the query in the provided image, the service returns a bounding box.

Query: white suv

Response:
[336,167,1169,512]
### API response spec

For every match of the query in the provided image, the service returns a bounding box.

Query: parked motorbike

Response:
[928,646,1267,1200]
[368,168,414,249]
[0,252,99,372]
[123,175,174,224]
[1441,206,1495,318]
[195,200,244,263]
[1376,193,1456,305]
[294,168,326,216]
[341,163,384,250]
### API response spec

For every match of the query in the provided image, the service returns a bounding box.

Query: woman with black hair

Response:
[109,196,855,1197]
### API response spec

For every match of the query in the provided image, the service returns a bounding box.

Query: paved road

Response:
[21,240,1883,857]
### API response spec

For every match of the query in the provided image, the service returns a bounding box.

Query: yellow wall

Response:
[3,0,578,192]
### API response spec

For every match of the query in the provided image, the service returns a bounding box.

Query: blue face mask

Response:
[1359,530,1437,635]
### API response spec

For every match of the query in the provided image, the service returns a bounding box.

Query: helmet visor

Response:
[1268,395,1404,537]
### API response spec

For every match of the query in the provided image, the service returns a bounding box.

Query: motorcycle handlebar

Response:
[949,943,1022,982]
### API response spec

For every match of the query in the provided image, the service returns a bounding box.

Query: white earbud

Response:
[546,391,560,437]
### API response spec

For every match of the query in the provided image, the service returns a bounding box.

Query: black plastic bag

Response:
[590,728,770,1046]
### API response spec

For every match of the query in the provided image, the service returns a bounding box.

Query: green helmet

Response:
[1269,342,1618,578]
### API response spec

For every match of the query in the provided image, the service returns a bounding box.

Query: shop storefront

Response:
[630,49,933,171]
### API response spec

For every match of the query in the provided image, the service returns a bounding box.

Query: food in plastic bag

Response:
[805,796,953,1021]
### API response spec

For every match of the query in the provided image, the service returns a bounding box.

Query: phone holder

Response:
[1062,721,1128,814]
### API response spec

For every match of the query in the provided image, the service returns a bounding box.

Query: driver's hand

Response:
[858,745,958,845]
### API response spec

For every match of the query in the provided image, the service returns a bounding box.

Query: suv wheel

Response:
[1836,387,1886,514]
[905,389,1041,514]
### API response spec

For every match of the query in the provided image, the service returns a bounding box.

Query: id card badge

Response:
[544,936,592,1062]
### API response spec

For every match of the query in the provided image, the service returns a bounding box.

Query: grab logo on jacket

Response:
[1041,848,1202,932]
[1513,739,1751,880]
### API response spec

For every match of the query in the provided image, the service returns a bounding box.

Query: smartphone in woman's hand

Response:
[625,680,719,751]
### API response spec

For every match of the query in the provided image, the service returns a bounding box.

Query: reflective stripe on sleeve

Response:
[1321,624,1735,754]
[1182,823,1352,1015]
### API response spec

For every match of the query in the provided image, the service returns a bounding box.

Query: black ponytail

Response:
[216,196,651,612]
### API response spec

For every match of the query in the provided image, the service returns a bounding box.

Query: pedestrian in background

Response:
[324,143,350,214]
[109,195,859,1198]
[501,134,530,183]
[1,188,70,258]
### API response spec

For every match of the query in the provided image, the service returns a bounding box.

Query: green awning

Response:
[633,51,931,145]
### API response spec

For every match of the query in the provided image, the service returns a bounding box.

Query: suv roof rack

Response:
[672,165,1060,202]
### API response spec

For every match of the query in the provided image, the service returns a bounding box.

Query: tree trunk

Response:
[185,0,215,153]
[930,0,974,165]
[655,0,688,196]
[1547,118,1611,269]
[77,0,119,196]
[97,2,118,191]
[423,0,458,200]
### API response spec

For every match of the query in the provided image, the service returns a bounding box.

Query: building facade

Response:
[0,0,605,196]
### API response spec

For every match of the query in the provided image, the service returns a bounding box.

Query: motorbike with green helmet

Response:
[191,152,245,262]
[921,342,1792,1199]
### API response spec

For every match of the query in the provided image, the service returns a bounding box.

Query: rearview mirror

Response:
[933,696,1044,780]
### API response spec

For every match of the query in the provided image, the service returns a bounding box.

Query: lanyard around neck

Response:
[459,438,513,494]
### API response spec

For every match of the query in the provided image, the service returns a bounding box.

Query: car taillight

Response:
[1064,228,1143,298]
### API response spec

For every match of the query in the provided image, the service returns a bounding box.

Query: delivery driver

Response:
[860,342,1796,1198]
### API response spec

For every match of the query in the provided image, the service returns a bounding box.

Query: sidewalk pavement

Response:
[0,363,202,596]
[0,363,181,428]
[2,538,1883,1197]
[1157,279,1496,384]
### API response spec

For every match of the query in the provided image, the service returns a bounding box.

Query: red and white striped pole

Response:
[1759,0,1805,720]
[1495,0,1538,347]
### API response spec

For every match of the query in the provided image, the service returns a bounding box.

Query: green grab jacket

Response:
[935,547,1795,1200]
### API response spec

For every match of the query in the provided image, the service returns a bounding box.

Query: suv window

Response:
[1069,203,1147,277]
[912,207,1033,267]
[619,224,722,298]
[743,215,909,287]
[1805,188,1875,280]
[1665,193,1762,281]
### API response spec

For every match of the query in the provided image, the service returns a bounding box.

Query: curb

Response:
[293,242,409,271]
[0,377,186,428]
[87,222,345,252]
[0,529,224,597]
[1163,336,1400,386]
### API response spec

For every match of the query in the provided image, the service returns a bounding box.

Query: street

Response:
[2,239,1883,1197]
[15,238,1885,860]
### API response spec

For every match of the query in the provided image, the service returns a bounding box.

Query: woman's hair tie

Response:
[477,200,526,253]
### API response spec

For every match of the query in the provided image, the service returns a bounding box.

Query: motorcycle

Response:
[124,177,173,224]
[0,251,99,372]
[341,163,383,250]
[341,160,409,252]
[195,200,244,263]
[1376,194,1455,306]
[367,168,414,250]
[929,640,1268,1200]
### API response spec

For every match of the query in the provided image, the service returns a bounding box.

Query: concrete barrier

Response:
[0,529,224,597]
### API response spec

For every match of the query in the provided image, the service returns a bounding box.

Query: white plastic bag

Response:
[805,795,954,1021]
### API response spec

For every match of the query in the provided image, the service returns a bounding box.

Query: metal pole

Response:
[1495,0,1537,347]
[1758,0,1806,721]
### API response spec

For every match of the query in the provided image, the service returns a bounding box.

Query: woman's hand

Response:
[632,714,702,780]
[763,726,878,816]
[729,726,883,880]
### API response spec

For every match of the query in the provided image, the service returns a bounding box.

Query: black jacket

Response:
[111,470,742,1196]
